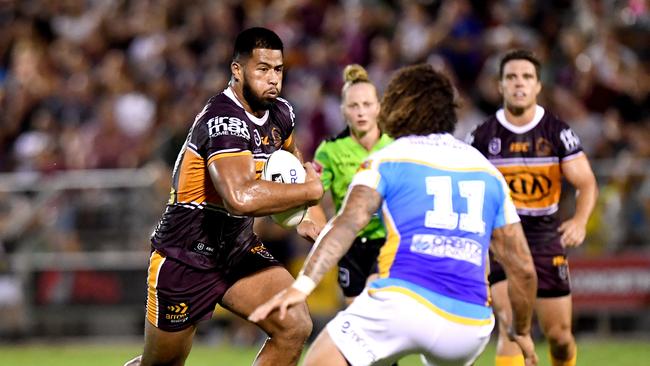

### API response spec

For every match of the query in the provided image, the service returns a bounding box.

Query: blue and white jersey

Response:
[350,133,519,325]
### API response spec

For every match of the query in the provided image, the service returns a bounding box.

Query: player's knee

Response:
[545,324,574,349]
[272,304,313,343]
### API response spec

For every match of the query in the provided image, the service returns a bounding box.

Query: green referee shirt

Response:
[314,129,393,240]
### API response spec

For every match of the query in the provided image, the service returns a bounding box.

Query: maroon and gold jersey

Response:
[469,106,584,254]
[151,87,296,270]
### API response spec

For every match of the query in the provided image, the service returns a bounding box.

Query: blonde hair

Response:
[341,64,375,99]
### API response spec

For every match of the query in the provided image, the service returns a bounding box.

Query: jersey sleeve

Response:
[552,119,584,162]
[492,172,520,229]
[275,97,296,149]
[349,157,386,197]
[467,126,484,153]
[313,142,333,191]
[203,114,253,166]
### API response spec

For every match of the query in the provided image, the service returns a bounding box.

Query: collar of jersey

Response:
[496,105,545,134]
[224,87,269,126]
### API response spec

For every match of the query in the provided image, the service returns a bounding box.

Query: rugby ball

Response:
[262,150,308,228]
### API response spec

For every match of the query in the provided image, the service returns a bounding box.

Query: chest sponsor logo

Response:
[536,137,552,156]
[271,127,282,148]
[253,129,262,146]
[411,234,483,266]
[509,141,530,153]
[207,116,250,140]
[503,171,552,203]
[488,137,501,155]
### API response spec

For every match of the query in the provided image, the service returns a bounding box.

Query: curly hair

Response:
[379,64,457,138]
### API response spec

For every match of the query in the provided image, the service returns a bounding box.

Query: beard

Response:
[506,104,526,116]
[242,75,275,112]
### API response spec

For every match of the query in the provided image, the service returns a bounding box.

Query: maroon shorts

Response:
[488,251,571,298]
[145,243,281,331]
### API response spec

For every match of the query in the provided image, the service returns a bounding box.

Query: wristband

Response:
[291,275,316,295]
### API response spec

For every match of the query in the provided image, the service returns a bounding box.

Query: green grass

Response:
[1,339,648,365]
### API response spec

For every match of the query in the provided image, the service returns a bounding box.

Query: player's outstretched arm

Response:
[248,185,382,322]
[491,222,538,366]
[208,155,323,217]
[559,155,598,247]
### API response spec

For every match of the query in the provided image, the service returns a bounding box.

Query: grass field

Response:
[1,338,649,366]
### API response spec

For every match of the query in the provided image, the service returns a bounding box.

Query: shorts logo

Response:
[340,321,376,362]
[192,241,215,256]
[488,137,501,155]
[338,267,350,288]
[165,302,189,323]
[553,255,569,281]
[250,244,275,260]
[207,116,250,140]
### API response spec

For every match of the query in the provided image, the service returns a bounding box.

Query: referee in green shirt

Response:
[313,64,393,305]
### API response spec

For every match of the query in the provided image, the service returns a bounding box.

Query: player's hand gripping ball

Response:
[262,150,308,228]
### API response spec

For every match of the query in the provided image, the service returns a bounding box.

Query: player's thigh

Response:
[303,328,348,366]
[220,266,311,335]
[535,295,572,336]
[142,320,197,366]
[338,237,382,298]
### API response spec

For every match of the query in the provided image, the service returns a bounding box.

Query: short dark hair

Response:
[379,64,457,138]
[499,49,541,79]
[233,27,283,61]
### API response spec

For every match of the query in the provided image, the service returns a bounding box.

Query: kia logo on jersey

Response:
[503,171,552,202]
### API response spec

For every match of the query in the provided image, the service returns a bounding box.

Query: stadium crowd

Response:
[0,0,648,254]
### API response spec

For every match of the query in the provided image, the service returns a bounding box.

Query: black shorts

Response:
[337,237,385,298]
[488,250,571,298]
[145,243,281,331]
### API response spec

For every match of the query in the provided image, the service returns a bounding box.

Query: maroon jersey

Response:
[152,87,296,270]
[469,106,584,254]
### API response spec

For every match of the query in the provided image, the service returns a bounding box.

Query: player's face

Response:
[499,59,541,111]
[342,83,380,135]
[238,48,284,111]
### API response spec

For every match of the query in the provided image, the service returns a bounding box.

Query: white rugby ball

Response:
[262,149,308,228]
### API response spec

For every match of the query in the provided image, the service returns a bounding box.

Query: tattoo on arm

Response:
[301,186,382,284]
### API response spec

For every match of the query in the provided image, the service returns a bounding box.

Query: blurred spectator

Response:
[0,0,647,255]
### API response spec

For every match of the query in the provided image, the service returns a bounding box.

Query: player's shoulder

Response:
[540,108,572,130]
[193,91,242,125]
[472,113,499,133]
[465,113,498,145]
[272,96,296,127]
